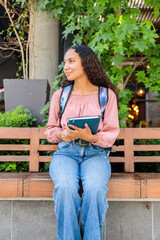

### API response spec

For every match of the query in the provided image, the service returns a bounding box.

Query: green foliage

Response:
[136,44,160,99]
[0,162,29,172]
[0,106,36,172]
[36,0,160,125]
[144,0,160,18]
[118,89,133,127]
[0,105,36,127]
[39,101,51,126]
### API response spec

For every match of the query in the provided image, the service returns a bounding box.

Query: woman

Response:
[45,45,119,240]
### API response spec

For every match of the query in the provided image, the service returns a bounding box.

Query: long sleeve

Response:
[92,88,119,148]
[44,89,62,143]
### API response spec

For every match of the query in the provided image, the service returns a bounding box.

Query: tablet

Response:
[68,115,101,134]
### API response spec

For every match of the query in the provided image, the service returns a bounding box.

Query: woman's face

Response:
[63,49,87,81]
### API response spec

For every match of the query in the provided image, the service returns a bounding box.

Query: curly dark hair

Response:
[61,45,119,104]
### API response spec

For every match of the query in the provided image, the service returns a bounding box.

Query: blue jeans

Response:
[49,140,111,240]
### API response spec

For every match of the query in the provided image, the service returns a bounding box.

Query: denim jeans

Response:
[49,140,111,240]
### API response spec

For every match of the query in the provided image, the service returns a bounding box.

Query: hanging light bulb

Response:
[146,64,150,69]
[137,88,145,96]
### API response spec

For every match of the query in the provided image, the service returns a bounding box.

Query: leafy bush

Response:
[0,105,36,127]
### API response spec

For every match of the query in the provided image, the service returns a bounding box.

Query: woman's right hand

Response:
[56,129,77,142]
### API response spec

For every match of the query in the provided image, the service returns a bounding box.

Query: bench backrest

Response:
[0,127,160,172]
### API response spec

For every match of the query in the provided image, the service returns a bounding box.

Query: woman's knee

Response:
[53,175,80,195]
[83,179,108,195]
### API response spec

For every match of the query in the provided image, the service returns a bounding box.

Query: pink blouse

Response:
[44,88,119,148]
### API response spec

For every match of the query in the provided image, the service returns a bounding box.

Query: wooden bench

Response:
[0,127,160,199]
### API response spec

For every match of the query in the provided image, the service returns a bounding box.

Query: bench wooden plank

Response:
[124,129,134,172]
[0,156,29,162]
[0,172,160,199]
[23,173,141,199]
[107,173,141,198]
[109,157,124,162]
[39,156,52,162]
[0,173,30,197]
[134,145,160,151]
[38,145,57,151]
[133,128,160,139]
[23,173,54,197]
[138,173,160,198]
[0,127,33,138]
[134,156,160,162]
[0,145,30,151]
[29,128,40,172]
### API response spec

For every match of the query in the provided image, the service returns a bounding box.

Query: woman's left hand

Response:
[67,124,97,142]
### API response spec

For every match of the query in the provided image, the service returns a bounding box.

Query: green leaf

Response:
[111,55,125,66]
[131,40,148,52]
[53,7,63,18]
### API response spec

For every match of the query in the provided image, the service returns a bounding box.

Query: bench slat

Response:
[109,157,124,162]
[134,156,160,162]
[134,145,160,151]
[0,156,30,162]
[0,173,30,197]
[0,145,30,151]
[38,145,57,151]
[39,156,52,162]
[133,128,160,139]
[0,127,33,138]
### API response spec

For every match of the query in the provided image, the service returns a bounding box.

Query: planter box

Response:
[3,79,50,126]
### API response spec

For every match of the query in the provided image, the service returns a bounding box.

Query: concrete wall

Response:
[29,9,59,89]
[146,91,160,127]
[0,199,159,240]
[3,79,50,126]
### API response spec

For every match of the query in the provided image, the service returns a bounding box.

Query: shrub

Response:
[0,105,36,127]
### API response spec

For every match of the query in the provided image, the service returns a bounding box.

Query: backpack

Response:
[58,85,108,125]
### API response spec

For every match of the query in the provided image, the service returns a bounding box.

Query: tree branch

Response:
[0,50,14,58]
[0,46,21,52]
[123,56,149,89]
[1,0,26,78]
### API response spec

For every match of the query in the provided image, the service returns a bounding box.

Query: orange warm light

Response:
[128,114,134,119]
[127,103,139,121]
[146,64,150,69]
[137,88,145,96]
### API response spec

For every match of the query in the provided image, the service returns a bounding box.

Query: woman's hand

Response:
[56,124,98,143]
[66,124,98,143]
[60,128,78,142]
[55,129,76,142]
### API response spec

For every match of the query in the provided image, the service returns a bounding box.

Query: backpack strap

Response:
[58,85,108,126]
[99,86,108,120]
[59,85,73,126]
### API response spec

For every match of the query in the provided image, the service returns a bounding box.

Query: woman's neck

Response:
[72,79,98,94]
